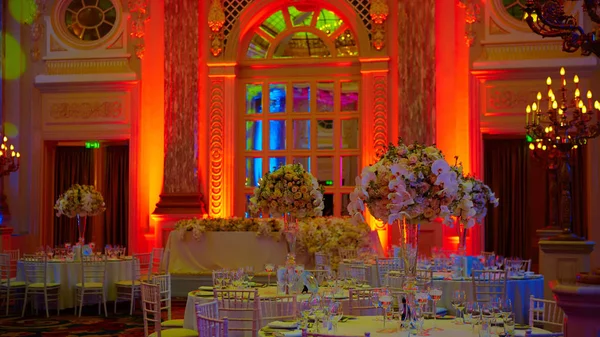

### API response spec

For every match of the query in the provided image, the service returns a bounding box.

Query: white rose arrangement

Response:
[249,163,324,218]
[347,140,461,226]
[54,184,106,218]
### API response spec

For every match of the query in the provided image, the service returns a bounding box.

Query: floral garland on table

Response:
[347,140,461,226]
[454,175,499,229]
[174,216,371,268]
[249,163,324,218]
[174,217,284,241]
[54,184,106,218]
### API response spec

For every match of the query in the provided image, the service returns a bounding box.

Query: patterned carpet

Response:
[0,300,187,337]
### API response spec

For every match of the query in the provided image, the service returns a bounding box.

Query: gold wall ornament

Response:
[128,0,148,59]
[461,0,480,47]
[29,0,46,61]
[49,101,123,120]
[208,0,226,56]
[370,0,389,25]
[370,0,388,51]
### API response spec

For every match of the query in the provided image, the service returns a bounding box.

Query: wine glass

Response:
[330,301,344,332]
[245,266,255,285]
[299,299,311,330]
[496,256,504,270]
[264,263,274,286]
[379,293,393,327]
[429,287,443,330]
[501,298,512,320]
[310,294,324,332]
[451,290,466,324]
[503,313,515,336]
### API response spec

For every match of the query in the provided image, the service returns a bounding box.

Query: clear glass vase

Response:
[76,214,87,246]
[283,213,298,266]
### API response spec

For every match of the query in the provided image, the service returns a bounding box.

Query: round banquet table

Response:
[183,286,377,331]
[17,258,134,310]
[258,316,552,337]
[337,263,543,323]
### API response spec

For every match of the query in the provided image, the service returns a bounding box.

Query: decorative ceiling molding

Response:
[489,17,509,35]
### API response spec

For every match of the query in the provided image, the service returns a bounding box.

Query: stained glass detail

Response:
[260,10,286,37]
[289,6,314,27]
[315,9,342,35]
[273,32,331,58]
[246,34,270,59]
[64,0,117,41]
[335,30,358,56]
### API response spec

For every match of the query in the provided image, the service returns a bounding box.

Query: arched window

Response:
[239,4,361,217]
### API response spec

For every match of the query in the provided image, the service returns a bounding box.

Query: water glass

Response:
[504,313,515,336]
[451,290,466,324]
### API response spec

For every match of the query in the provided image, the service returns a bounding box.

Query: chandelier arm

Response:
[525,1,586,35]
[583,0,600,24]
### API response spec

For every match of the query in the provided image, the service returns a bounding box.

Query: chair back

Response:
[259,295,297,326]
[152,274,171,311]
[2,249,19,278]
[348,288,381,315]
[80,255,107,288]
[133,252,153,281]
[213,289,259,337]
[341,264,367,284]
[529,295,565,332]
[141,282,162,337]
[385,272,405,290]
[314,252,329,270]
[506,258,531,272]
[338,248,357,260]
[151,247,164,275]
[196,301,229,337]
[160,250,170,274]
[0,253,10,285]
[23,255,50,287]
[471,269,507,302]
[375,257,400,287]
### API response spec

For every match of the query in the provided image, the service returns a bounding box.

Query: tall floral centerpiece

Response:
[55,184,106,245]
[453,176,499,252]
[347,141,461,277]
[250,163,324,265]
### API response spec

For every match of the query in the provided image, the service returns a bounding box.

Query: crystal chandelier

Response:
[525,67,599,240]
[524,0,600,57]
[0,136,20,177]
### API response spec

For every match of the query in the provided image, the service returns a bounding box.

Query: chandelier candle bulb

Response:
[582,106,587,114]
[574,75,580,86]
[526,105,531,124]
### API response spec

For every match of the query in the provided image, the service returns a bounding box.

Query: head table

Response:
[17,258,134,310]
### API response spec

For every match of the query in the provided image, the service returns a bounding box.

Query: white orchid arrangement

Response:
[249,163,325,219]
[54,184,106,218]
[453,175,499,228]
[347,140,462,226]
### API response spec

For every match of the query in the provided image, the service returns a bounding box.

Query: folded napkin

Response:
[273,330,301,337]
[267,321,298,329]
[199,286,213,291]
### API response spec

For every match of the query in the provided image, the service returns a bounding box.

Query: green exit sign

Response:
[325,180,333,186]
[85,141,100,149]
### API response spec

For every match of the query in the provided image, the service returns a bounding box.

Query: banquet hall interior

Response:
[0,0,600,336]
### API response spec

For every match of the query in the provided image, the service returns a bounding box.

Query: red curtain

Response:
[102,145,129,246]
[53,147,94,246]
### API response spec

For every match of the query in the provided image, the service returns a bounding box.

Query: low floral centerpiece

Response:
[54,184,106,245]
[249,163,324,264]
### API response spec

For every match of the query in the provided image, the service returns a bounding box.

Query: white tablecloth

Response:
[17,259,133,310]
[337,263,543,323]
[183,287,374,331]
[258,316,551,337]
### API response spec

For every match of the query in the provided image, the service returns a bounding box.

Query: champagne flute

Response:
[429,287,443,330]
[245,266,255,285]
[330,301,343,332]
[379,294,393,327]
[501,298,513,320]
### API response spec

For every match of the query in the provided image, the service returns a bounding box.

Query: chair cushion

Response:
[1,280,26,287]
[75,282,104,288]
[161,319,184,327]
[28,282,60,288]
[149,328,197,337]
[115,280,141,286]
